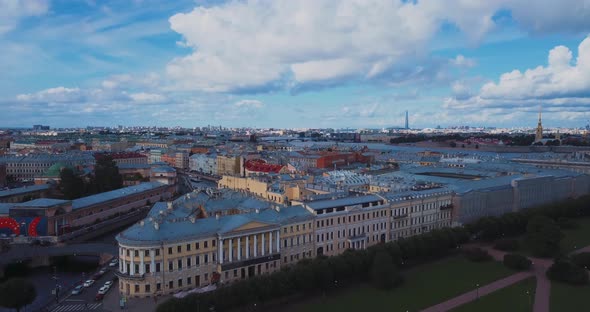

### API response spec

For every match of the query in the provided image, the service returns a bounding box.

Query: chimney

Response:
[167,202,173,210]
[215,214,220,220]
[154,222,160,230]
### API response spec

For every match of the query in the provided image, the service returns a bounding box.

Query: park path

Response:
[420,271,533,312]
[419,243,588,312]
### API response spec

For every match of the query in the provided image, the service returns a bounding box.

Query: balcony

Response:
[393,214,408,219]
[220,253,280,271]
[440,204,454,210]
[114,271,145,281]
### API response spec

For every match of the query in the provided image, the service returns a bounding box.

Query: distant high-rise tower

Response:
[405,110,409,129]
[535,106,543,142]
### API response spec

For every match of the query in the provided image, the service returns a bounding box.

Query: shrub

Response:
[557,217,578,229]
[462,247,492,262]
[494,238,520,251]
[503,254,532,271]
[546,259,589,285]
[571,252,590,270]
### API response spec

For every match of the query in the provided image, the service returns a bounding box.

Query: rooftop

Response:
[14,198,70,208]
[72,182,165,210]
[0,184,51,199]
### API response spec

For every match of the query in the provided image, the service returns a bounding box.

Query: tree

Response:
[526,216,563,257]
[546,259,589,285]
[59,168,85,199]
[93,155,123,193]
[503,254,532,271]
[371,251,400,290]
[0,278,37,312]
[571,252,590,269]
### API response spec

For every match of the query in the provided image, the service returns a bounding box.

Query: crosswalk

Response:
[51,303,102,312]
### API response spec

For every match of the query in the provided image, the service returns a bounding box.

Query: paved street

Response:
[51,303,102,312]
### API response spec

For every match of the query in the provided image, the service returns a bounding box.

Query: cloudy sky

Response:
[1,0,590,129]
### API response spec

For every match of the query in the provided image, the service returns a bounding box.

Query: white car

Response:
[104,281,113,287]
[98,285,110,295]
[99,268,107,275]
[83,280,95,288]
[108,259,118,267]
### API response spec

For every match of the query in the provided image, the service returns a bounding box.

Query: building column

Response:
[261,233,265,256]
[219,239,224,265]
[130,250,135,275]
[139,249,145,274]
[276,230,280,253]
[237,237,242,261]
[229,238,233,262]
[254,235,258,257]
[150,249,156,275]
[269,231,273,254]
[246,236,250,259]
[121,257,126,274]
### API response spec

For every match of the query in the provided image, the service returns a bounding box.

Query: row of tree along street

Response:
[156,194,590,312]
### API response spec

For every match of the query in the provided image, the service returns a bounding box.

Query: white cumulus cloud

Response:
[445,36,590,122]
[166,0,590,93]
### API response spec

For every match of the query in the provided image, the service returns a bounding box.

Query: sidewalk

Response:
[102,290,169,312]
[420,271,533,312]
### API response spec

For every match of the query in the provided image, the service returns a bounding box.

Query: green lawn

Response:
[550,281,590,312]
[560,218,590,253]
[450,277,536,312]
[285,256,513,312]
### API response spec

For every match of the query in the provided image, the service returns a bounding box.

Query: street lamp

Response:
[476,283,480,300]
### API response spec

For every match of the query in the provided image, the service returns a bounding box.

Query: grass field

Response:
[450,277,536,312]
[285,256,513,312]
[550,281,590,312]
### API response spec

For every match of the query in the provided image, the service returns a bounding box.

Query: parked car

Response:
[92,273,101,280]
[83,280,95,288]
[98,285,109,295]
[104,281,113,288]
[99,268,107,275]
[71,285,84,295]
[95,293,104,301]
[39,240,52,247]
[108,259,118,267]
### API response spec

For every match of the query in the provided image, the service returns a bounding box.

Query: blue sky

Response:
[1,0,590,129]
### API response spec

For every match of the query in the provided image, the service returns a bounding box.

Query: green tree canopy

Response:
[59,167,85,199]
[371,250,400,290]
[93,155,123,193]
[526,215,563,257]
[0,278,37,312]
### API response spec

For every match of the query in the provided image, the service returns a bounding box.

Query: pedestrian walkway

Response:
[420,271,533,312]
[420,243,590,312]
[51,303,102,312]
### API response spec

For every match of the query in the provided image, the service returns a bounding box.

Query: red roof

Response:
[245,159,284,173]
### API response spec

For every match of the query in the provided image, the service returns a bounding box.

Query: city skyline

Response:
[1,0,590,128]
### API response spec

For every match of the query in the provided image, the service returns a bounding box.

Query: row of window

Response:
[126,272,211,294]
[282,222,313,234]
[283,234,312,248]
[124,252,216,275]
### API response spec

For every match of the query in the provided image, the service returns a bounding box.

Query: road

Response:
[47,263,118,312]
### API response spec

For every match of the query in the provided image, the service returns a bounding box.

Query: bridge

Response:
[0,243,117,277]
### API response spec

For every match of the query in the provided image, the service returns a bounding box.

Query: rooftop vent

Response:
[167,202,173,210]
[154,222,160,230]
[139,220,145,227]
